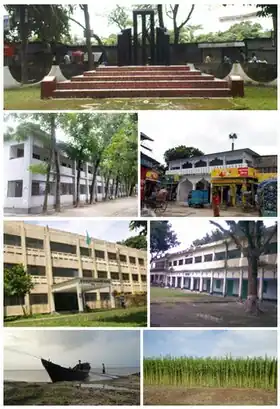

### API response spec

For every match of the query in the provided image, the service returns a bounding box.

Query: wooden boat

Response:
[41,358,91,383]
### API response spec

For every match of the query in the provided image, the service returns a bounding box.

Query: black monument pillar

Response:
[117,28,132,66]
[133,9,155,65]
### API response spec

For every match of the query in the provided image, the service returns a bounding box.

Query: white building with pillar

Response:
[150,232,277,301]
[166,148,261,203]
[4,137,127,214]
[4,221,147,316]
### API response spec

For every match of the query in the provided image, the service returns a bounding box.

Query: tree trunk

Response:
[76,161,81,207]
[19,6,28,84]
[42,161,51,213]
[174,27,180,45]
[114,175,119,198]
[157,5,165,28]
[245,255,262,315]
[50,115,61,212]
[82,4,94,70]
[104,175,111,200]
[89,158,101,204]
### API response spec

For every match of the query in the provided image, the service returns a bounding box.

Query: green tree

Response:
[257,5,277,45]
[166,4,195,44]
[107,5,133,30]
[4,264,34,316]
[130,221,147,236]
[210,221,277,314]
[150,221,179,261]
[164,146,204,165]
[5,5,70,83]
[118,235,147,250]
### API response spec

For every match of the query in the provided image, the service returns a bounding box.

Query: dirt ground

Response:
[144,386,277,405]
[163,202,258,217]
[150,290,277,327]
[4,375,140,405]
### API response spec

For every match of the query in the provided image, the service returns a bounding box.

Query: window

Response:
[85,293,96,302]
[97,186,102,194]
[155,262,165,269]
[83,270,93,278]
[4,234,21,246]
[179,259,183,265]
[227,249,241,259]
[17,148,24,158]
[80,185,86,194]
[4,295,25,306]
[53,267,78,277]
[185,258,193,264]
[31,181,45,196]
[171,166,180,170]
[30,294,48,305]
[7,180,23,197]
[263,280,268,293]
[168,262,172,266]
[215,252,226,261]
[132,274,139,282]
[129,256,136,264]
[204,254,213,262]
[226,159,243,165]
[26,237,44,249]
[32,153,41,160]
[61,183,74,195]
[80,247,91,257]
[264,241,277,255]
[141,275,146,282]
[120,254,127,262]
[97,271,108,279]
[100,292,110,300]
[194,256,202,263]
[122,273,129,281]
[108,252,117,261]
[110,272,119,280]
[27,265,45,276]
[50,241,76,254]
[216,279,221,289]
[173,260,177,266]
[95,250,105,259]
[138,258,144,265]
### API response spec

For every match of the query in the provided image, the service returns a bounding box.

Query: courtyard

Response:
[161,202,258,217]
[150,287,277,327]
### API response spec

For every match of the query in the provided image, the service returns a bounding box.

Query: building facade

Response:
[151,234,277,301]
[4,222,147,316]
[166,148,277,202]
[4,136,127,214]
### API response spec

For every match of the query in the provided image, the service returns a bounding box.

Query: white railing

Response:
[167,163,246,176]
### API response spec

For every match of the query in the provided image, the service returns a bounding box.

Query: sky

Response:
[140,111,278,164]
[162,219,276,252]
[144,330,277,358]
[4,330,140,370]
[63,4,272,39]
[26,220,141,243]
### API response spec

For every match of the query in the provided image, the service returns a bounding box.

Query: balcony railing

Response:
[167,163,246,176]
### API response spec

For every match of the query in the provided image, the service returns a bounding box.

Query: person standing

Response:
[212,190,221,217]
[102,363,106,374]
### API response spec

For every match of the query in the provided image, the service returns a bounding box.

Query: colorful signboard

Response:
[211,167,257,179]
[146,170,159,181]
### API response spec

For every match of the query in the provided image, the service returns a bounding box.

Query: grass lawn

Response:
[4,306,147,327]
[4,85,277,110]
[151,286,204,302]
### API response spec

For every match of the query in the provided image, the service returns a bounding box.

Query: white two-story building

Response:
[150,232,277,301]
[4,136,126,214]
[166,148,276,202]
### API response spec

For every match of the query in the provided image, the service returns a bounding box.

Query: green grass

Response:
[4,306,147,327]
[151,286,203,300]
[144,356,277,390]
[4,85,277,110]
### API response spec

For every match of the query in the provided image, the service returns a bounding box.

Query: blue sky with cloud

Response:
[144,330,277,358]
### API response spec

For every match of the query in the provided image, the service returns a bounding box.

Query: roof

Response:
[168,148,261,163]
[140,132,154,142]
[141,152,161,167]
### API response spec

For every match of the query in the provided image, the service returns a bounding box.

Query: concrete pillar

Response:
[199,276,203,292]
[96,289,101,308]
[181,276,184,289]
[258,268,264,301]
[223,273,227,296]
[76,238,83,278]
[175,276,178,288]
[190,277,194,290]
[44,225,55,313]
[165,275,168,287]
[110,285,115,308]
[210,272,214,294]
[90,239,97,279]
[20,222,31,312]
[136,253,142,292]
[238,270,243,298]
[77,284,84,312]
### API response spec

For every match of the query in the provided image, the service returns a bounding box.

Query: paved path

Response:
[5,197,138,217]
[163,203,258,217]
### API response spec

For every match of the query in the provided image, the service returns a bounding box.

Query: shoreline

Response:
[4,374,140,405]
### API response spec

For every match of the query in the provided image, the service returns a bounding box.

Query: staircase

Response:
[51,65,232,99]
